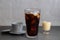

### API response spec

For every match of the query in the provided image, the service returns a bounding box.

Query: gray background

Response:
[0,0,60,26]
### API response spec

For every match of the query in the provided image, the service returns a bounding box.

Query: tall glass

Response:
[25,8,40,38]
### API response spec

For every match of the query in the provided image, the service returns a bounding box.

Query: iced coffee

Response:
[25,8,40,38]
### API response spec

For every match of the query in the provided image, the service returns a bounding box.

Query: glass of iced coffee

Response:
[24,8,40,38]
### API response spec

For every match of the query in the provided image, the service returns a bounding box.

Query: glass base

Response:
[43,31,50,34]
[26,34,37,38]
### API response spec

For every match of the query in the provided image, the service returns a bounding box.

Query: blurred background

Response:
[0,0,60,26]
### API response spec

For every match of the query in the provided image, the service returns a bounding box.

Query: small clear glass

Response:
[42,21,51,34]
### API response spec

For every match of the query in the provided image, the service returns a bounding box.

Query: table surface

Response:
[0,26,60,40]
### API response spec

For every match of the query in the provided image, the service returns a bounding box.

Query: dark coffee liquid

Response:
[25,13,40,36]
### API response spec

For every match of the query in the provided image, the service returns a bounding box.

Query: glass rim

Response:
[24,8,41,12]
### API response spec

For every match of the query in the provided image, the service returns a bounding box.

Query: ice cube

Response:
[31,20,35,24]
